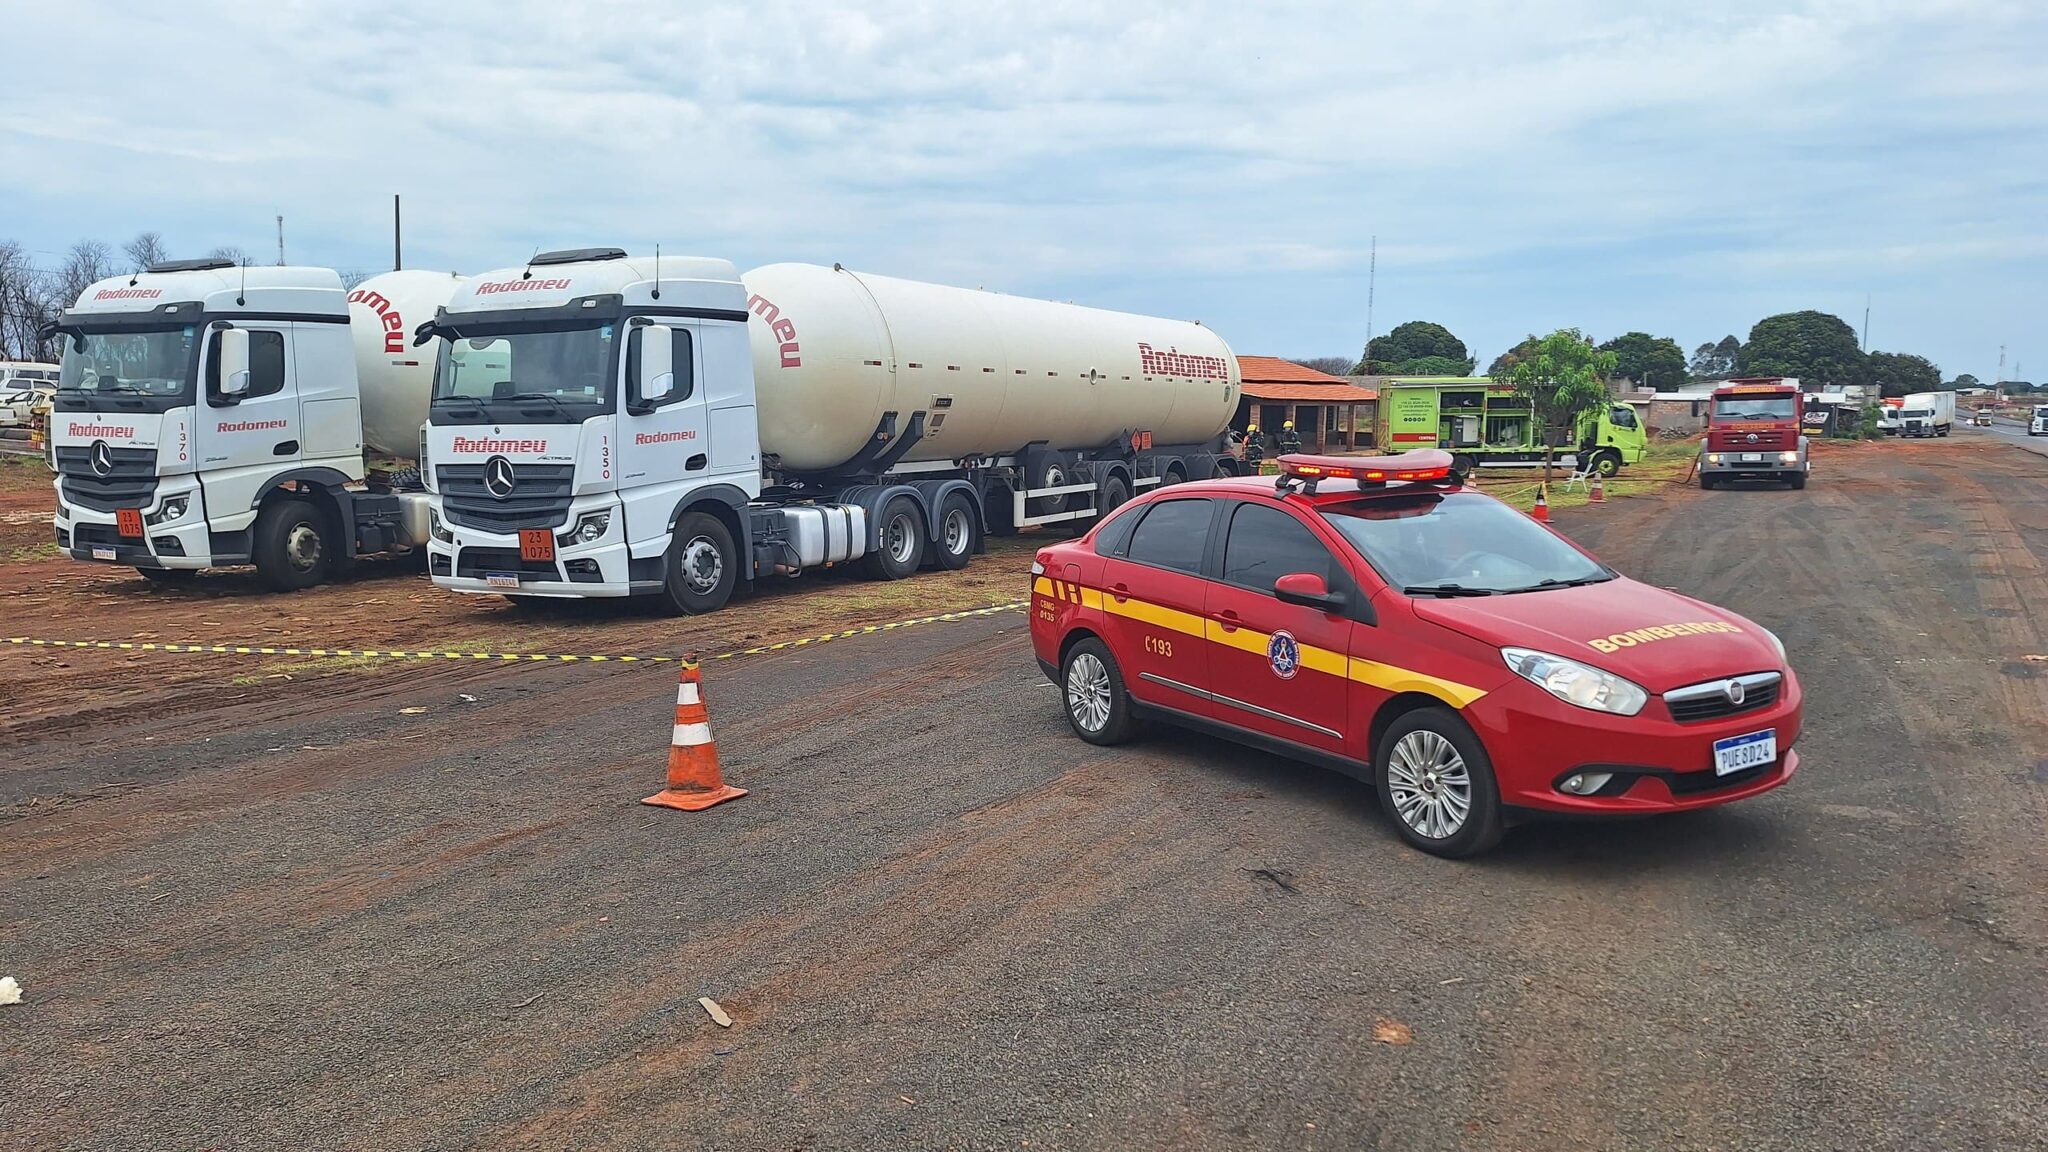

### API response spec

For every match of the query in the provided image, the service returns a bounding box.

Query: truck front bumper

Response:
[1701,452,1805,480]
[54,479,213,570]
[428,501,641,598]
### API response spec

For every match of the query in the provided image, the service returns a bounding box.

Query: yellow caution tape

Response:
[0,601,1027,668]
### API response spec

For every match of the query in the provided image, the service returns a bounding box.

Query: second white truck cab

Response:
[1895,391,1955,438]
[2030,405,2048,436]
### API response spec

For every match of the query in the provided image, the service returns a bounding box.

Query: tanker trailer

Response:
[47,261,463,589]
[415,250,1241,614]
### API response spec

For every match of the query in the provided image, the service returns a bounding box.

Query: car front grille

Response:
[436,463,575,532]
[1664,671,1782,724]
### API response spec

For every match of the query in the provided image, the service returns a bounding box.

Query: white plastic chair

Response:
[1562,458,1598,492]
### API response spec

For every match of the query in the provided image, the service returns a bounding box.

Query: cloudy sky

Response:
[3,1,2042,379]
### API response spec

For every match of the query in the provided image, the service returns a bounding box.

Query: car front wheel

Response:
[1375,706,1504,858]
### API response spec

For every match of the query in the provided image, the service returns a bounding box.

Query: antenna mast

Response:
[1364,235,1376,374]
[1861,294,1870,352]
[393,194,403,271]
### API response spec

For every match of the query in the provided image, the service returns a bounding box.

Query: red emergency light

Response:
[1275,450,1456,492]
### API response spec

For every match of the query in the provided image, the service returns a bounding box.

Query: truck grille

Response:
[436,463,575,532]
[1714,430,1795,450]
[1663,671,1782,723]
[55,445,158,512]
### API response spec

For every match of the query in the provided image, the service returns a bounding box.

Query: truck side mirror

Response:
[636,325,675,404]
[217,328,251,397]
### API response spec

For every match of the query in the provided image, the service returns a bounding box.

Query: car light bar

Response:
[1275,450,1455,490]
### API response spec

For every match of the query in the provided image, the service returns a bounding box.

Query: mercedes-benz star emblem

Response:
[483,455,517,499]
[90,440,114,477]
[1725,680,1746,706]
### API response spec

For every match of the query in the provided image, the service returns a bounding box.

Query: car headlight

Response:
[145,496,189,526]
[563,510,610,546]
[428,507,453,543]
[1759,626,1786,664]
[1501,647,1648,716]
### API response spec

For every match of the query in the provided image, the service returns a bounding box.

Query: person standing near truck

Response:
[1280,420,1301,454]
[1243,423,1265,470]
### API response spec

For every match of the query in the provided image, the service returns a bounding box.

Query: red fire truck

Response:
[1700,377,1809,490]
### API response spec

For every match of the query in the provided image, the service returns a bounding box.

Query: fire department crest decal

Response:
[1267,630,1301,680]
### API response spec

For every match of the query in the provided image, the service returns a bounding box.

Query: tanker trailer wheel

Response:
[253,497,334,591]
[861,495,926,581]
[1028,459,1074,518]
[658,511,737,616]
[929,491,977,572]
[1098,473,1132,520]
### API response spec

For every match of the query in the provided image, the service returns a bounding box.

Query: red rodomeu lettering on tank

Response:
[1137,342,1229,380]
[746,294,801,368]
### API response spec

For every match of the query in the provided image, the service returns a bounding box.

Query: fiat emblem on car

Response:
[1267,630,1301,680]
[90,440,114,476]
[483,455,517,499]
[1725,679,1746,706]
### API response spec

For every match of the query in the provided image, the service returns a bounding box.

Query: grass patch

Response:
[9,541,59,563]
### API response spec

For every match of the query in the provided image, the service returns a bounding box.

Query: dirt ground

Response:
[2,434,2042,1151]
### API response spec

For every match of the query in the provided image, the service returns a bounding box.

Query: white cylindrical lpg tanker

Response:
[47,259,463,589]
[415,249,1245,614]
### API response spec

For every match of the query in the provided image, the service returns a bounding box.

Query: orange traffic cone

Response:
[1532,486,1551,523]
[1589,472,1606,503]
[642,664,747,811]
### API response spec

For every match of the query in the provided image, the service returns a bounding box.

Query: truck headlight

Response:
[428,507,453,543]
[1707,453,1725,465]
[1778,451,1798,463]
[1501,647,1648,716]
[145,496,189,526]
[564,511,610,546]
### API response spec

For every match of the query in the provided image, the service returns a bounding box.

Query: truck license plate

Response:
[1739,452,1762,463]
[1713,729,1776,776]
[485,572,520,589]
[116,508,144,537]
[92,547,117,561]
[519,529,556,562]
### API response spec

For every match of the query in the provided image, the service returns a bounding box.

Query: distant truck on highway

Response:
[46,260,463,588]
[1377,378,1647,477]
[1895,391,1954,438]
[412,250,1244,614]
[2032,405,2048,436]
[1699,377,1809,490]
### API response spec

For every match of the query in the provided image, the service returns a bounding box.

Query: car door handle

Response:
[1110,582,1130,602]
[1212,609,1240,632]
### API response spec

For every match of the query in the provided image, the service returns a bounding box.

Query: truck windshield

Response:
[1319,490,1611,595]
[1712,396,1794,421]
[430,321,616,424]
[1901,409,1931,419]
[55,326,199,414]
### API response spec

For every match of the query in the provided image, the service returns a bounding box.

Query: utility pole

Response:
[1363,235,1376,375]
[393,194,403,271]
[275,215,285,265]
[1861,295,1870,352]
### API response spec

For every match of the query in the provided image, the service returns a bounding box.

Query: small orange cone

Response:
[642,664,747,811]
[1532,486,1551,523]
[1589,472,1606,503]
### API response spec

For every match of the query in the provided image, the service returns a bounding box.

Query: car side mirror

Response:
[217,328,251,397]
[636,324,675,404]
[1274,571,1346,613]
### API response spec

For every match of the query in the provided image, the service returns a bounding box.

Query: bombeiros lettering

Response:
[474,279,573,296]
[451,436,550,454]
[1587,621,1742,654]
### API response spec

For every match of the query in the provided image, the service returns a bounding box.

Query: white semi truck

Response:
[1895,391,1955,438]
[46,260,463,587]
[415,249,1243,613]
[2030,404,2048,436]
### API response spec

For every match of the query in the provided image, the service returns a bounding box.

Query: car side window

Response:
[1123,498,1212,573]
[205,329,287,402]
[1092,500,1143,556]
[1223,501,1333,592]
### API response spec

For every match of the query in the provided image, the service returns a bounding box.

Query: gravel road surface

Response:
[2,435,2042,1151]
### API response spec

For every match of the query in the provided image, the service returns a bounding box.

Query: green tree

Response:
[1487,334,1541,376]
[1491,328,1617,488]
[1689,334,1740,381]
[1358,320,1476,375]
[1736,311,1865,386]
[1865,351,1942,399]
[1597,332,1688,390]
[1947,373,1980,390]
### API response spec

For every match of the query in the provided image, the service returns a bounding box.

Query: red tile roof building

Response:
[1235,357,1379,452]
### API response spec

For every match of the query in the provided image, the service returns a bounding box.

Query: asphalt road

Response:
[1961,417,2048,460]
[2,436,2044,1151]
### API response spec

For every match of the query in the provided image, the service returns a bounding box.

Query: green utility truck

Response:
[1378,378,1648,476]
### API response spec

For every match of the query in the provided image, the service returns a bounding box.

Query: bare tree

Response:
[1289,356,1358,377]
[0,240,43,361]
[338,269,372,290]
[124,231,170,273]
[207,245,253,267]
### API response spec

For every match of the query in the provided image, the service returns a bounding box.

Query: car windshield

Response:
[431,321,616,423]
[1712,396,1794,420]
[1320,489,1611,595]
[55,326,199,413]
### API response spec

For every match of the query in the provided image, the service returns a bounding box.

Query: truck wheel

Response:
[1698,474,1716,490]
[253,498,333,591]
[930,492,977,571]
[861,495,925,580]
[1061,637,1139,746]
[1098,473,1131,519]
[1591,450,1622,478]
[1375,706,1504,858]
[1788,473,1808,490]
[1029,460,1074,517]
[658,511,737,615]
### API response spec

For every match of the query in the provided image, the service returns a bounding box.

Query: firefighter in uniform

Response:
[1243,423,1264,470]
[1280,420,1302,454]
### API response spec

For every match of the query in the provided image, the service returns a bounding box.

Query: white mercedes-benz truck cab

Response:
[48,259,461,589]
[417,248,1243,614]
[2031,404,2048,436]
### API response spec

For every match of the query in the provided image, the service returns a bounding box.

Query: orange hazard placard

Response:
[116,509,144,538]
[519,529,556,563]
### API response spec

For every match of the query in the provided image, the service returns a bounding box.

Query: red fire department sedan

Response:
[1029,451,1801,857]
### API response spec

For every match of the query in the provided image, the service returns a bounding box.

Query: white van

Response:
[0,362,61,390]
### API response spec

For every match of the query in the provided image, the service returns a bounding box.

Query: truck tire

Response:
[657,511,737,615]
[1788,472,1808,490]
[1591,450,1622,478]
[861,495,926,580]
[1098,473,1132,520]
[1374,705,1504,858]
[1698,473,1716,490]
[253,498,333,591]
[930,491,977,571]
[1060,637,1139,746]
[1029,459,1074,517]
